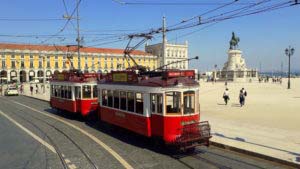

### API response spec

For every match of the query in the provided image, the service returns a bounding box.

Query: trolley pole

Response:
[76,0,81,72]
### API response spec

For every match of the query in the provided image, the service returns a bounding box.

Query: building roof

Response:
[0,43,152,56]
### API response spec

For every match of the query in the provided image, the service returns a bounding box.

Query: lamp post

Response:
[285,46,295,89]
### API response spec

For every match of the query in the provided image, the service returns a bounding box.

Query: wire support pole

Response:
[76,0,81,71]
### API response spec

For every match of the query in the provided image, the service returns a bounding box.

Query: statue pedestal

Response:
[225,49,245,71]
[218,49,258,82]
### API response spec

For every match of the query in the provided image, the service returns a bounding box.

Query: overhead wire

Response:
[40,0,82,44]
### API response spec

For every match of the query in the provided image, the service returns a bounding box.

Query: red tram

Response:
[50,71,99,117]
[97,70,211,149]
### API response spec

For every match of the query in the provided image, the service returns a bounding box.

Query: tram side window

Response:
[51,85,54,96]
[107,90,113,107]
[64,86,68,99]
[113,90,120,109]
[150,94,156,113]
[83,85,91,99]
[150,94,163,114]
[102,89,108,106]
[135,93,143,114]
[120,91,126,110]
[93,85,97,98]
[127,92,134,112]
[57,86,61,98]
[67,86,72,99]
[75,86,81,99]
[54,85,58,97]
[166,92,181,114]
[157,94,163,114]
[61,86,65,98]
[184,91,195,114]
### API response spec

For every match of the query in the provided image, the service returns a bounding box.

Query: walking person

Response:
[241,88,247,105]
[30,85,33,95]
[239,90,245,107]
[20,83,24,94]
[223,88,230,105]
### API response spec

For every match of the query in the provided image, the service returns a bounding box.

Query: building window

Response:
[11,61,15,68]
[30,61,33,68]
[2,60,5,68]
[39,61,42,68]
[21,61,24,68]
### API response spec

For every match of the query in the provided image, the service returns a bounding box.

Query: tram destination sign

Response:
[112,72,128,82]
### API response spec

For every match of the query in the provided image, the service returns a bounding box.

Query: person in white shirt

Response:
[223,88,230,105]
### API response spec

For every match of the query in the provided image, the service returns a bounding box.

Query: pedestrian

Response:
[0,85,2,96]
[223,88,230,105]
[30,85,33,95]
[35,86,38,94]
[242,87,247,104]
[239,90,245,107]
[20,83,24,94]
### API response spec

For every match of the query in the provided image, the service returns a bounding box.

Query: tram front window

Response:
[83,85,91,99]
[166,92,181,114]
[183,91,195,114]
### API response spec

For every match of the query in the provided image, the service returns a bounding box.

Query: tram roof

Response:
[99,70,199,87]
[50,71,99,83]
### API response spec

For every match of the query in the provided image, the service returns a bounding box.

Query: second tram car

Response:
[50,71,99,117]
[97,70,211,149]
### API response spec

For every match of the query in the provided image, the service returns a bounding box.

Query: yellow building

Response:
[0,43,158,83]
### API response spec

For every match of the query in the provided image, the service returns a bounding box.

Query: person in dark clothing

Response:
[239,90,245,106]
[30,85,33,95]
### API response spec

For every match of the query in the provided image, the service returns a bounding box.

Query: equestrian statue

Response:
[229,32,240,50]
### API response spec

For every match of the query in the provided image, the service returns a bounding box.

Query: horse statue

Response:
[229,32,240,50]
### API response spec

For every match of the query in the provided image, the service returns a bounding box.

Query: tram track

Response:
[3,96,296,169]
[0,98,98,169]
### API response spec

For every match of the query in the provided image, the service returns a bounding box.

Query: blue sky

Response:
[0,0,299,72]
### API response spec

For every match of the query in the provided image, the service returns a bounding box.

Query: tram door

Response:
[75,86,81,113]
[150,93,164,136]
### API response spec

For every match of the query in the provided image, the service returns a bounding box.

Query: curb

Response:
[211,141,300,168]
[21,94,49,103]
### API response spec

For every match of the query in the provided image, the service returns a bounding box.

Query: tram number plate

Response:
[115,111,125,118]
